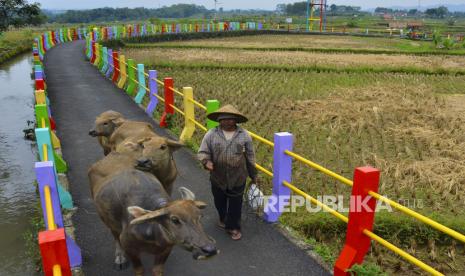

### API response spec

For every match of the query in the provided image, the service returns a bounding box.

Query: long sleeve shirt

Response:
[198,126,257,191]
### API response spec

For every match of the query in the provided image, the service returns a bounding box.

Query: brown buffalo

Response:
[88,137,183,196]
[89,110,125,155]
[92,168,217,276]
[109,120,157,151]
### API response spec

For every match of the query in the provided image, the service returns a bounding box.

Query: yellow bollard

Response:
[51,131,61,150]
[35,90,46,105]
[180,87,196,142]
[117,55,127,89]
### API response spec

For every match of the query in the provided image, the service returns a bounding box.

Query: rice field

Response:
[127,34,465,54]
[123,33,465,275]
[123,47,465,73]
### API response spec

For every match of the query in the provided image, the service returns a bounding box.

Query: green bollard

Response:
[125,59,137,96]
[206,100,220,129]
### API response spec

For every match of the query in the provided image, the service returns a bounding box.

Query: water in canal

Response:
[0,53,39,275]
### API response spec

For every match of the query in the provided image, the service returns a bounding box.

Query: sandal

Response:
[228,230,242,241]
[217,221,225,229]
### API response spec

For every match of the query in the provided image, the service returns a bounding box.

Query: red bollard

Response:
[38,228,72,276]
[90,41,96,63]
[36,79,45,91]
[161,24,165,34]
[159,78,174,128]
[172,23,176,33]
[49,117,56,131]
[334,167,380,276]
[111,52,120,83]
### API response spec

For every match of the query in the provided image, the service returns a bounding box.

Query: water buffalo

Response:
[92,168,217,276]
[109,120,157,151]
[88,110,125,155]
[88,137,183,196]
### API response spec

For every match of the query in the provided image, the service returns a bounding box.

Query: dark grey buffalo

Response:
[91,168,217,276]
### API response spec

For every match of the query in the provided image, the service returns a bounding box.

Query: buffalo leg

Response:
[152,246,173,276]
[126,250,144,276]
[113,239,129,270]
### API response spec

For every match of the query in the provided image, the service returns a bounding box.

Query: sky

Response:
[33,0,462,11]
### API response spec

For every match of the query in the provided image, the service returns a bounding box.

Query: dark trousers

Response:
[211,183,244,230]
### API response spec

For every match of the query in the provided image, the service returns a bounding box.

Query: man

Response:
[198,105,257,240]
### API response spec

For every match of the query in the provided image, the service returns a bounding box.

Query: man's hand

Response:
[205,161,214,171]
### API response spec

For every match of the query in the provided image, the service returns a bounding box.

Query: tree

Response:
[425,6,449,18]
[0,0,45,31]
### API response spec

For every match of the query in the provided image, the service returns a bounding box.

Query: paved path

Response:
[44,41,331,276]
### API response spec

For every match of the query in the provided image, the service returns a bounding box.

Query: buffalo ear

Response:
[136,137,151,145]
[127,206,150,218]
[129,208,168,225]
[179,187,196,201]
[194,201,207,209]
[112,117,125,126]
[166,139,184,152]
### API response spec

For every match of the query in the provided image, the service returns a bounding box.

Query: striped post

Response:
[117,55,127,89]
[334,167,380,276]
[180,87,195,142]
[92,43,100,66]
[159,78,174,128]
[125,59,137,95]
[264,132,293,223]
[206,100,220,129]
[145,70,158,116]
[105,49,113,78]
[111,51,120,83]
[134,64,147,104]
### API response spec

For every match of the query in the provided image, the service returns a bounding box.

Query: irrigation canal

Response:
[0,53,39,275]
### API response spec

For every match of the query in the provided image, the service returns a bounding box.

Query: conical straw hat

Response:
[207,104,248,123]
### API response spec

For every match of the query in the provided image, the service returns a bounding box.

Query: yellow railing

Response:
[102,46,464,275]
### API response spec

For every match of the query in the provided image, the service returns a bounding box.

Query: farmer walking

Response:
[198,105,257,240]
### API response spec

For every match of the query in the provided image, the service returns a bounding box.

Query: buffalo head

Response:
[134,136,183,171]
[89,110,125,137]
[128,187,218,260]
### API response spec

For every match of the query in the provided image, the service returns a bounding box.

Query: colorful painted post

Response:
[264,132,293,223]
[35,128,72,209]
[38,228,72,276]
[90,41,96,63]
[159,78,174,128]
[35,90,46,105]
[134,64,147,104]
[145,70,158,116]
[206,100,220,129]
[125,59,137,96]
[117,55,127,89]
[105,49,113,78]
[99,47,107,72]
[35,161,64,229]
[92,43,100,66]
[334,167,380,276]
[180,87,195,142]
[111,51,120,83]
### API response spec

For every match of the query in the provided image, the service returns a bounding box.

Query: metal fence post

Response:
[334,167,380,276]
[135,64,146,104]
[180,87,195,142]
[145,70,158,116]
[206,100,220,130]
[264,132,293,223]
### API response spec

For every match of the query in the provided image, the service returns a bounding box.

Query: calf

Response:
[89,110,125,155]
